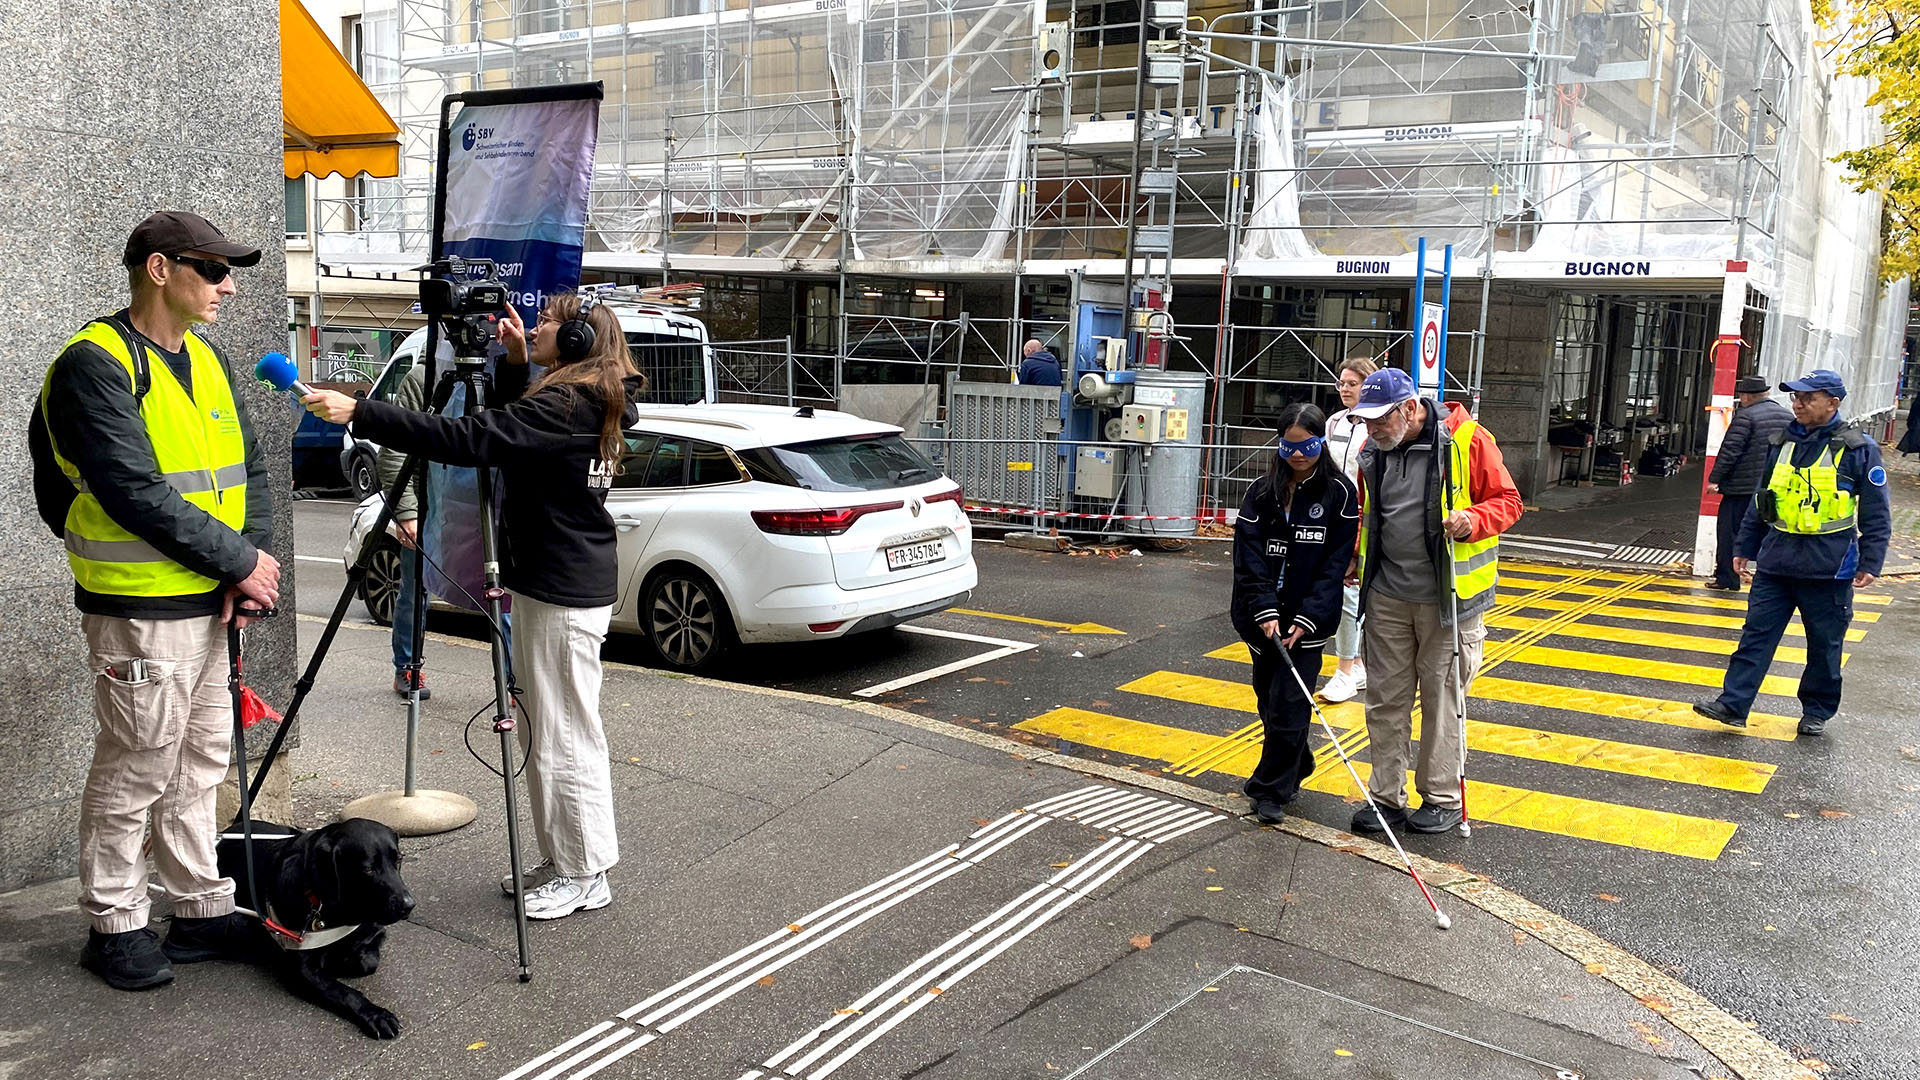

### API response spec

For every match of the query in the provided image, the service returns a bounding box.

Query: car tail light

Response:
[807,621,845,633]
[924,485,964,509]
[751,500,905,536]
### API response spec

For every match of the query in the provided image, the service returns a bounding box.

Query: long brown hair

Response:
[529,293,644,468]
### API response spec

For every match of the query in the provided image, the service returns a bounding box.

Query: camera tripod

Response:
[256,336,534,982]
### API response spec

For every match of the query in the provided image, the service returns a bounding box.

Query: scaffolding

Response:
[328,0,1905,505]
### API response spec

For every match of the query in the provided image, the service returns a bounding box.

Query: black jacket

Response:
[38,312,274,618]
[1708,398,1792,495]
[1230,467,1360,644]
[352,364,644,608]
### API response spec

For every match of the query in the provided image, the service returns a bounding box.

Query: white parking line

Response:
[851,625,1038,699]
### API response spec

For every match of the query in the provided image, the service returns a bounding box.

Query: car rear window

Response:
[741,435,941,492]
[626,333,705,405]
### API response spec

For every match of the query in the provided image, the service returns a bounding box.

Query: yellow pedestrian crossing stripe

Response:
[1016,708,1739,861]
[1022,560,1891,862]
[1119,671,1775,793]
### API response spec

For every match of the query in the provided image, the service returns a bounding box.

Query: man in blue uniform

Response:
[1693,370,1891,736]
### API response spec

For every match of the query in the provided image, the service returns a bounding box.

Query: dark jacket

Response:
[38,311,274,618]
[1898,401,1920,456]
[1734,417,1892,580]
[1017,349,1062,387]
[1231,466,1360,644]
[352,364,644,608]
[1708,397,1792,495]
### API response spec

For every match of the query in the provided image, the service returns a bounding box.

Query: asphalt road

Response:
[292,495,1915,1077]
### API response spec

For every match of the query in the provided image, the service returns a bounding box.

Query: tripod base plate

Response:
[341,790,478,836]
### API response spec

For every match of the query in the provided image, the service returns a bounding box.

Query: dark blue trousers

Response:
[1715,571,1852,722]
[1240,632,1325,803]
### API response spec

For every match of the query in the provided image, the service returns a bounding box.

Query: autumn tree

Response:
[1819,0,1920,279]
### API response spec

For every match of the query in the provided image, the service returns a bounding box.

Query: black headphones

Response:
[555,290,602,363]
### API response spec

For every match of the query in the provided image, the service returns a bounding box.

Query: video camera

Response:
[419,257,509,360]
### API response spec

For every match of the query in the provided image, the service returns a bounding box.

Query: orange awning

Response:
[282,0,400,179]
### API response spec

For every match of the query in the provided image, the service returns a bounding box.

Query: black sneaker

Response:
[80,928,174,991]
[1797,716,1829,737]
[1407,804,1465,834]
[1350,804,1407,834]
[1251,799,1287,825]
[163,912,255,964]
[1692,699,1746,728]
[1704,578,1742,591]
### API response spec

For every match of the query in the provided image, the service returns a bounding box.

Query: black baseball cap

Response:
[122,211,262,269]
[1733,375,1769,394]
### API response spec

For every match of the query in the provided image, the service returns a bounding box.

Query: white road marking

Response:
[505,786,1220,1080]
[851,625,1038,699]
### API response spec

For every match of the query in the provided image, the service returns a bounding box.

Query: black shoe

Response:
[163,912,255,964]
[1406,804,1465,834]
[1350,804,1407,834]
[1797,716,1829,737]
[1704,579,1742,592]
[1251,799,1288,825]
[80,928,174,991]
[1692,699,1747,728]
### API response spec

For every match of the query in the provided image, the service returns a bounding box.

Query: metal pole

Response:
[1412,237,1427,374]
[1118,0,1155,353]
[1438,243,1453,398]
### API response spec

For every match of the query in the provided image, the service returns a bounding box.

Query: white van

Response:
[338,297,715,498]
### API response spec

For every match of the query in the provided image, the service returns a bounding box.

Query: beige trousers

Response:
[1360,592,1486,811]
[511,593,620,878]
[78,614,236,933]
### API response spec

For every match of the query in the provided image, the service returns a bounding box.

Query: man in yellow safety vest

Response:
[31,211,278,992]
[1694,369,1890,736]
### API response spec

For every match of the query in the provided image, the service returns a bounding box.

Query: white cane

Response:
[1446,531,1471,837]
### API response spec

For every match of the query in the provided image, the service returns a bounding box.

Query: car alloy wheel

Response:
[350,454,378,500]
[649,574,720,670]
[360,540,402,626]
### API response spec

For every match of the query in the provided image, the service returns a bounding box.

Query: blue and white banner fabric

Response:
[425,84,601,610]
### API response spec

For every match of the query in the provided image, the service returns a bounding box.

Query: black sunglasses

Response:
[171,254,233,283]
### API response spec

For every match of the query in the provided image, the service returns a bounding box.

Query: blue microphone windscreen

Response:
[255,352,298,391]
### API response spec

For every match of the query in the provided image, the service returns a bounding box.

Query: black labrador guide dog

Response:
[214,817,415,1038]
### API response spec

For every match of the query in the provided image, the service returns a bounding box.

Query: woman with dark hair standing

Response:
[303,293,644,920]
[1230,402,1361,824]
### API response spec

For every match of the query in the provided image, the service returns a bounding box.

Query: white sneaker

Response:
[499,860,556,897]
[1320,670,1360,704]
[522,873,611,920]
[1351,663,1367,691]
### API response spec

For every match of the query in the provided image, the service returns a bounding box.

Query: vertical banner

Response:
[424,83,603,609]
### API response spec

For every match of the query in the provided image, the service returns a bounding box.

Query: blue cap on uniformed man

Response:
[1778,369,1846,399]
[1347,366,1418,419]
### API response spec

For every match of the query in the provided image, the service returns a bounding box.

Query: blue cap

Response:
[1348,367,1418,419]
[1779,369,1846,399]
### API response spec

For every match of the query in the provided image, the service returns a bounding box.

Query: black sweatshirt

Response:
[351,364,643,608]
[41,311,274,619]
[1230,467,1360,644]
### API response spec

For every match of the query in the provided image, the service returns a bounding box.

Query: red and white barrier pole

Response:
[1693,261,1749,578]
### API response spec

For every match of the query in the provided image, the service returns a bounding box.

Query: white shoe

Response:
[1351,663,1367,691]
[1320,670,1360,703]
[500,860,556,897]
[522,873,611,920]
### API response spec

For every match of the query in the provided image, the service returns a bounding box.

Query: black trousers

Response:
[1241,632,1325,804]
[1716,572,1852,722]
[1713,494,1750,587]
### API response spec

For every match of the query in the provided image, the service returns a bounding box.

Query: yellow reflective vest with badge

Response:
[1761,440,1857,535]
[1357,418,1499,605]
[38,320,249,597]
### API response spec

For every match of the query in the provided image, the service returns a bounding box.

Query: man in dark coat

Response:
[1705,375,1793,590]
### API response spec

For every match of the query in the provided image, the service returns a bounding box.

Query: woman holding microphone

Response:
[1230,402,1360,824]
[303,294,642,920]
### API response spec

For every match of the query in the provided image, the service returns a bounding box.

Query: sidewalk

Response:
[0,616,1804,1080]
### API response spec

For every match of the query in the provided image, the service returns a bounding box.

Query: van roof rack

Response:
[579,282,705,312]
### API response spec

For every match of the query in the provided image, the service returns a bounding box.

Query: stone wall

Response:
[0,2,295,890]
[1468,286,1557,499]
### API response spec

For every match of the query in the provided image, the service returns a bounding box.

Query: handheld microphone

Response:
[254,352,315,399]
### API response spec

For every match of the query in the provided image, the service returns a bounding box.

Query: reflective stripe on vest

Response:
[1764,442,1857,535]
[39,321,249,597]
[1355,413,1500,603]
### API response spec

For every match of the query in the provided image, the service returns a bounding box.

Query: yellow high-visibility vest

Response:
[1358,417,1499,605]
[1763,441,1857,535]
[38,320,249,597]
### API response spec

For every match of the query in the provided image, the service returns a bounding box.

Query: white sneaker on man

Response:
[499,860,557,897]
[1320,668,1361,703]
[522,872,611,920]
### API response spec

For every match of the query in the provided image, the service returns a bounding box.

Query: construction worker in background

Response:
[1694,369,1891,736]
[1016,339,1062,386]
[29,211,278,991]
[1704,375,1792,591]
[1344,368,1523,835]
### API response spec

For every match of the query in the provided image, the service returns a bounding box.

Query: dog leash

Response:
[227,607,305,945]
